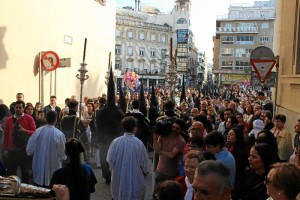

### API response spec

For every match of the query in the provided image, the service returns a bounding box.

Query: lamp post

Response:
[76,38,89,119]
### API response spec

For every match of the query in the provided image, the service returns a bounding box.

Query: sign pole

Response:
[274,55,279,115]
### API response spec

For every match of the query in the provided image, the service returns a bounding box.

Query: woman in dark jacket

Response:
[226,127,249,183]
[231,143,276,200]
[255,129,281,162]
[51,138,97,200]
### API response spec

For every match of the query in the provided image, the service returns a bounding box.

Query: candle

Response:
[170,37,173,61]
[108,52,111,69]
[83,38,87,63]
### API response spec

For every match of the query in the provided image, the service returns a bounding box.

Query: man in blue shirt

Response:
[205,131,236,188]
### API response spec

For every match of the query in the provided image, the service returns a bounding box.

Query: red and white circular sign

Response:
[41,51,60,72]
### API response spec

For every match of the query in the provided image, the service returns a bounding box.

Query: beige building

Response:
[115,0,201,88]
[213,0,275,86]
[115,8,172,87]
[0,0,116,106]
[274,0,300,133]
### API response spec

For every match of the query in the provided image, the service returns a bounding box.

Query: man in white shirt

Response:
[107,116,149,200]
[27,111,66,187]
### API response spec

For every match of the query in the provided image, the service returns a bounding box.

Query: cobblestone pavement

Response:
[91,152,154,200]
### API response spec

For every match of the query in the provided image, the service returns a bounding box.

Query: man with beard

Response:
[3,100,36,183]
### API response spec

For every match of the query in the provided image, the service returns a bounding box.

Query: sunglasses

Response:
[264,176,272,185]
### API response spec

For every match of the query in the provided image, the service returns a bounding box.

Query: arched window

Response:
[177,18,187,24]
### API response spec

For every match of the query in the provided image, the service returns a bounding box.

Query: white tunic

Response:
[26,125,66,186]
[107,132,149,200]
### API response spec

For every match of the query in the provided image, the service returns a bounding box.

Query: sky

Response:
[116,0,257,63]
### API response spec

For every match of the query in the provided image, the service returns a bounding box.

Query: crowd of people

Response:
[0,85,300,200]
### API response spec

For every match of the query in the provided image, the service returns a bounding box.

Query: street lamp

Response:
[76,38,89,119]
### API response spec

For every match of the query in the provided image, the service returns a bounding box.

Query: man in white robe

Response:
[107,116,149,200]
[27,111,66,187]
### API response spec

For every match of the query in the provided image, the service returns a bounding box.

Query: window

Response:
[115,61,121,70]
[260,36,269,42]
[139,61,144,71]
[150,63,155,73]
[225,23,232,28]
[236,61,250,66]
[260,11,269,18]
[161,36,166,43]
[140,32,145,40]
[235,61,250,70]
[115,30,120,38]
[115,45,121,55]
[221,48,234,56]
[151,34,156,42]
[239,23,254,28]
[139,48,144,56]
[127,46,133,55]
[150,49,155,57]
[236,36,254,44]
[127,61,133,69]
[161,49,167,58]
[222,36,234,44]
[177,18,187,24]
[261,22,269,29]
[221,61,233,66]
[128,31,133,39]
[235,48,253,57]
[177,43,188,57]
[177,29,189,43]
[116,30,121,37]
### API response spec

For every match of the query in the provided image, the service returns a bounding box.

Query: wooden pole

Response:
[82,38,87,63]
[170,37,173,61]
[108,52,111,69]
[175,48,177,66]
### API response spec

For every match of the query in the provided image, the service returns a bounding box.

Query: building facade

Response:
[274,0,300,136]
[115,0,201,88]
[213,0,276,86]
[115,8,172,88]
[0,0,116,105]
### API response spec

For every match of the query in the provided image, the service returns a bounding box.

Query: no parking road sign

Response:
[250,47,276,83]
[41,51,60,72]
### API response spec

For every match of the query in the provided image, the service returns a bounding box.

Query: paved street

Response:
[91,152,154,200]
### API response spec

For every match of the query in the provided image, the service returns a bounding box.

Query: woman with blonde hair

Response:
[265,163,300,200]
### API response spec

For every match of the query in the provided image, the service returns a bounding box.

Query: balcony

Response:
[217,13,275,20]
[216,26,258,34]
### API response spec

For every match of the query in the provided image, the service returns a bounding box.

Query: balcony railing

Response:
[217,13,275,20]
[216,26,258,34]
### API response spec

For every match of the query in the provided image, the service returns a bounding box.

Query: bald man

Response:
[189,121,207,138]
